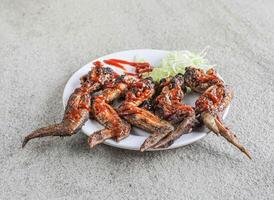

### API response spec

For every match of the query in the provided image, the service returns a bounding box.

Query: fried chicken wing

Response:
[184,67,223,93]
[185,67,251,159]
[22,62,114,147]
[118,77,174,152]
[88,75,138,147]
[152,74,195,148]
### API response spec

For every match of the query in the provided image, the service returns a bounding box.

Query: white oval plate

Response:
[63,49,229,151]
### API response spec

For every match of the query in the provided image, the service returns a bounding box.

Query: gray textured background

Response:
[0,0,273,199]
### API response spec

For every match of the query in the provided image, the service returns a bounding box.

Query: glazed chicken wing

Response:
[88,75,139,147]
[184,67,251,159]
[118,77,174,152]
[22,62,114,147]
[153,74,196,148]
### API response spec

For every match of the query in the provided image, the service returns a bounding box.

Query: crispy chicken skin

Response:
[184,67,223,93]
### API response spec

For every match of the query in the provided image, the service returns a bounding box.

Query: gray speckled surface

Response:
[0,0,274,199]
